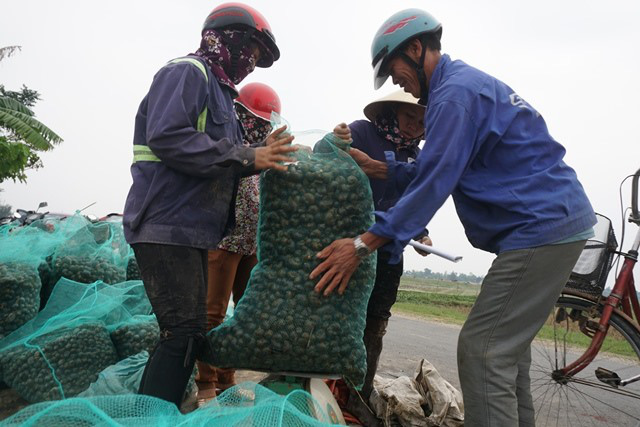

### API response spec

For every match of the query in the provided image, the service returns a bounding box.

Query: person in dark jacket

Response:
[333,91,431,425]
[122,3,296,407]
[312,9,595,426]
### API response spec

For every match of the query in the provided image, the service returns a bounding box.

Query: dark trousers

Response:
[361,250,403,398]
[132,243,209,407]
[367,251,404,320]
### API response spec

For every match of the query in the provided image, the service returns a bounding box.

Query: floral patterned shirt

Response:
[217,106,271,255]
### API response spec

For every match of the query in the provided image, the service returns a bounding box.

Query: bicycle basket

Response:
[564,213,617,296]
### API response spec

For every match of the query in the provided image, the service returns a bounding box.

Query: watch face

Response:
[356,245,369,258]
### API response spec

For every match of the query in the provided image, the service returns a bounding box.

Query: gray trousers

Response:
[457,240,586,426]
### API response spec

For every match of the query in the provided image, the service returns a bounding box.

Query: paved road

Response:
[380,314,462,389]
[380,314,640,426]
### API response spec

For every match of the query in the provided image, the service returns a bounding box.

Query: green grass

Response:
[392,277,639,359]
[393,289,475,324]
[537,316,638,359]
[399,277,480,296]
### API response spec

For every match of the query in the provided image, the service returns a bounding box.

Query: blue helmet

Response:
[371,9,442,90]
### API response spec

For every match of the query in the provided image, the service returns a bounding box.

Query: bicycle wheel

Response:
[530,295,640,426]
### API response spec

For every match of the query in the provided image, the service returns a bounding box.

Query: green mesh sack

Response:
[206,133,376,387]
[1,382,341,426]
[48,218,130,288]
[126,256,142,281]
[0,262,41,340]
[0,279,152,403]
[0,214,131,308]
[110,315,159,360]
[0,322,117,402]
[0,220,57,339]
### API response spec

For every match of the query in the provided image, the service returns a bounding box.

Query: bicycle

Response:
[530,168,640,426]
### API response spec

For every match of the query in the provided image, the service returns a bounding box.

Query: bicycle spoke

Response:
[533,342,556,370]
[569,377,640,399]
[566,383,600,426]
[561,385,574,427]
[531,377,555,396]
[544,385,556,423]
[567,381,640,421]
[531,296,640,425]
[556,387,562,427]
[534,381,558,424]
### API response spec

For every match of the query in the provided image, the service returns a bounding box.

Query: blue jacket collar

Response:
[427,53,450,101]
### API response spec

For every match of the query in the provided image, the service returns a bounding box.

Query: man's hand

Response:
[254,133,297,172]
[414,235,433,256]
[265,125,291,146]
[333,123,352,142]
[350,148,387,179]
[310,238,361,296]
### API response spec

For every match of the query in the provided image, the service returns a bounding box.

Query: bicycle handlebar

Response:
[631,167,640,224]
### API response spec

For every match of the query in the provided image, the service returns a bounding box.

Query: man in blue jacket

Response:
[123,3,296,407]
[312,9,595,425]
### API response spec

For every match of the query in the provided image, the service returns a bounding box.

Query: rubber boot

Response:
[138,333,199,408]
[361,316,388,399]
[346,316,388,427]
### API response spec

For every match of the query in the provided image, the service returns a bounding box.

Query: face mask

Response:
[237,106,272,145]
[373,110,422,152]
[194,29,258,88]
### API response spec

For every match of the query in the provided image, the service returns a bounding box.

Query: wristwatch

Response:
[353,235,373,258]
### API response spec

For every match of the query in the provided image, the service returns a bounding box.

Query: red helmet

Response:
[202,3,280,68]
[234,82,281,121]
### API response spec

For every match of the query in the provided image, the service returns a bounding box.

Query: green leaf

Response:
[0,96,34,116]
[0,139,31,182]
[0,108,62,151]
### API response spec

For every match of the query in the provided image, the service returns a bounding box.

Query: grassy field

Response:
[393,277,638,358]
[398,276,481,296]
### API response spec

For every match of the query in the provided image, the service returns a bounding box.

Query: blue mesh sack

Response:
[206,133,377,387]
[0,280,152,403]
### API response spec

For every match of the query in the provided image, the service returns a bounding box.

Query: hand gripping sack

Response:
[206,134,377,387]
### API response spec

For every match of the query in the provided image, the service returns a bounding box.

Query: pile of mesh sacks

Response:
[0,214,140,340]
[0,280,159,403]
[0,214,156,405]
[37,215,139,305]
[205,133,377,387]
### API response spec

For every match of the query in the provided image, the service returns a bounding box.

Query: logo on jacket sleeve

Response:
[509,93,540,117]
[383,16,417,35]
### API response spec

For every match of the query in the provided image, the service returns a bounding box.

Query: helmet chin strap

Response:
[397,39,430,105]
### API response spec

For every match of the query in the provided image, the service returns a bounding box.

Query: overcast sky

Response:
[1,0,639,277]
